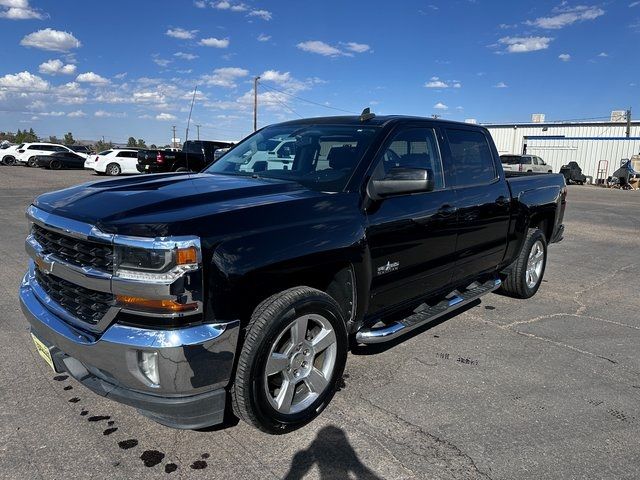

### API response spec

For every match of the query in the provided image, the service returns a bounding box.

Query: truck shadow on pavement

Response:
[283,425,382,480]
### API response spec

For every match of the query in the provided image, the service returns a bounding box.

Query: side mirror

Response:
[368,167,434,200]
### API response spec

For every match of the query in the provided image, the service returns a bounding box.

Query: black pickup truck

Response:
[20,114,566,433]
[137,139,233,173]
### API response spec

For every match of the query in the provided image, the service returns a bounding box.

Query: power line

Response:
[257,84,304,119]
[258,82,358,115]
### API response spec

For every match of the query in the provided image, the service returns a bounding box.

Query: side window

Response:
[375,127,444,190]
[446,129,497,187]
[55,146,68,152]
[116,151,127,157]
[537,157,545,165]
[277,142,295,158]
[28,145,42,150]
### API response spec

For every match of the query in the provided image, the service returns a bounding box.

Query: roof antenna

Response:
[184,85,198,173]
[360,107,376,122]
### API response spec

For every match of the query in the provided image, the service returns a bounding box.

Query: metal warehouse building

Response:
[484,116,640,180]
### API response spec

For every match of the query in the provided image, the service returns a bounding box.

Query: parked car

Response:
[500,154,553,173]
[237,138,297,172]
[16,143,86,167]
[69,145,93,156]
[136,140,234,173]
[20,113,566,433]
[86,149,140,176]
[1,143,23,165]
[34,151,87,170]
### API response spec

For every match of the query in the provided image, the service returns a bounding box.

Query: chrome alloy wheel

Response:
[264,314,337,415]
[526,240,545,289]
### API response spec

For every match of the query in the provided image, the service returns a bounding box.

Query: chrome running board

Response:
[355,278,501,344]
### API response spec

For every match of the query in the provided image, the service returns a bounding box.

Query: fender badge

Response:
[377,261,399,275]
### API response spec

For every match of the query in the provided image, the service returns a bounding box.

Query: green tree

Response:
[63,132,75,145]
[136,138,146,148]
[127,137,137,147]
[149,144,157,149]
[16,128,38,143]
[94,140,114,152]
[49,135,61,144]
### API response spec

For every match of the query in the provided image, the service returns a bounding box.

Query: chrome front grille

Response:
[34,269,114,325]
[32,224,114,273]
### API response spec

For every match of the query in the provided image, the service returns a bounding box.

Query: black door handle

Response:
[437,204,457,217]
[496,196,510,206]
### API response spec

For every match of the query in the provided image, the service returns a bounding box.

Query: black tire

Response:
[27,156,37,167]
[49,160,62,170]
[106,163,121,176]
[232,286,348,434]
[2,156,16,166]
[499,228,547,299]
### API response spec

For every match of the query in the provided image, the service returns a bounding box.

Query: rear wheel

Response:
[27,156,37,167]
[49,160,62,170]
[499,228,547,299]
[106,163,121,176]
[232,287,348,434]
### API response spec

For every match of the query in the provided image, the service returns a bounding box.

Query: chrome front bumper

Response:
[20,274,240,429]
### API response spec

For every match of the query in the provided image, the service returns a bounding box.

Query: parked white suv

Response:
[16,143,87,167]
[1,143,23,165]
[86,149,140,176]
[500,154,553,173]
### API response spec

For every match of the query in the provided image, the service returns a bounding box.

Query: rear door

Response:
[443,127,511,283]
[365,124,458,313]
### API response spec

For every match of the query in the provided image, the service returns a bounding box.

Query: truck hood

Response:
[33,172,316,236]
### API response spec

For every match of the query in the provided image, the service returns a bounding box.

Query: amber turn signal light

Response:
[176,246,198,265]
[117,295,198,312]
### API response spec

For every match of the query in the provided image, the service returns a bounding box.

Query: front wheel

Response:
[27,156,37,167]
[232,287,348,434]
[499,228,547,299]
[49,160,62,170]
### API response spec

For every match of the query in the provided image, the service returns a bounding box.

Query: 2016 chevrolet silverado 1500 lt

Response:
[20,113,566,433]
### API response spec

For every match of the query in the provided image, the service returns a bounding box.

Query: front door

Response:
[365,126,458,315]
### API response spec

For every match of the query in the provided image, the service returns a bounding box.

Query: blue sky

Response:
[0,0,638,144]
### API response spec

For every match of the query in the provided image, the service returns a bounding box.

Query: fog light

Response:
[139,351,159,385]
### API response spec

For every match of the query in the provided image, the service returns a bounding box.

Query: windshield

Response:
[204,123,379,192]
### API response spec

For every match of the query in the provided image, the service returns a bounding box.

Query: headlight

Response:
[114,240,200,283]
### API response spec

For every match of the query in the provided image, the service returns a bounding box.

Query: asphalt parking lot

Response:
[1,167,639,480]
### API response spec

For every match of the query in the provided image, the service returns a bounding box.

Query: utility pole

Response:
[196,124,201,140]
[626,108,632,138]
[253,76,260,132]
[171,125,177,149]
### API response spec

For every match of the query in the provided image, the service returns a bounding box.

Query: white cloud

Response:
[174,51,198,60]
[153,57,171,67]
[424,76,461,89]
[38,59,76,75]
[425,76,449,88]
[558,53,571,62]
[433,102,448,110]
[20,28,81,52]
[248,9,272,20]
[498,36,552,53]
[260,70,292,84]
[166,27,198,40]
[0,0,45,19]
[199,37,230,48]
[257,33,271,42]
[525,5,604,29]
[67,110,86,117]
[631,1,640,6]
[597,52,608,57]
[114,72,128,79]
[0,71,49,91]
[343,42,371,53]
[202,66,248,87]
[95,110,126,118]
[76,72,109,84]
[297,40,342,56]
[494,82,508,88]
[194,0,207,7]
[156,112,177,121]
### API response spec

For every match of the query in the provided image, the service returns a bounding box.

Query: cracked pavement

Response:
[1,168,639,479]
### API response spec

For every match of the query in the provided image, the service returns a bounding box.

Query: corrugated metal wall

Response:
[486,123,640,155]
[523,137,640,180]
